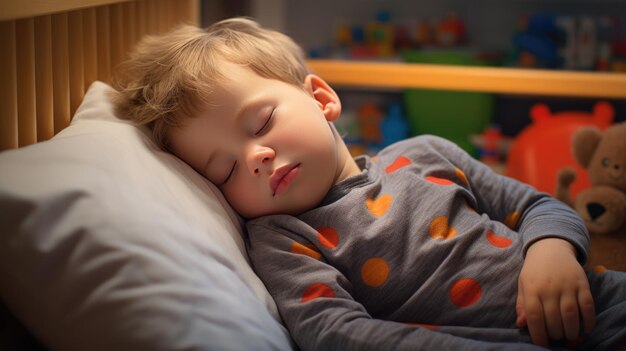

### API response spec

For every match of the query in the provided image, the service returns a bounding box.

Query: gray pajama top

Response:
[247,135,606,350]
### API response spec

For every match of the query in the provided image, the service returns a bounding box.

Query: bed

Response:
[0,1,625,350]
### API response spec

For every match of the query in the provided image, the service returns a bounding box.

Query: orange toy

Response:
[505,101,614,197]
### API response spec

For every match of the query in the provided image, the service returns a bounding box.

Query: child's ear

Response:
[303,74,341,121]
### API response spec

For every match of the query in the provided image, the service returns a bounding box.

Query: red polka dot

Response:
[301,283,335,303]
[317,227,339,249]
[386,156,411,173]
[450,278,482,308]
[486,230,513,248]
[425,176,454,185]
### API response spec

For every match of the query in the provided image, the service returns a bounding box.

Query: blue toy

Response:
[380,103,409,148]
[512,14,565,68]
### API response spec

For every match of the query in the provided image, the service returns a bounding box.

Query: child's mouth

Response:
[270,163,301,196]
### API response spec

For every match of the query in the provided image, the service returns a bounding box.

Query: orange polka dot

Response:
[404,323,438,330]
[455,168,468,185]
[366,194,392,217]
[386,156,411,173]
[317,227,339,249]
[450,278,482,308]
[486,230,513,248]
[301,283,335,303]
[429,216,457,240]
[425,176,454,185]
[291,242,321,260]
[504,211,521,229]
[361,257,390,287]
[593,265,607,274]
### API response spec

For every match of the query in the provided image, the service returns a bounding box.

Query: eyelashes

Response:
[255,108,275,135]
[222,161,237,185]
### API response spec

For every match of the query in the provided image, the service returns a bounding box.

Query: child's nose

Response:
[247,145,275,175]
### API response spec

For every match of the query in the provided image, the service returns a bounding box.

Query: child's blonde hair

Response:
[111,17,309,148]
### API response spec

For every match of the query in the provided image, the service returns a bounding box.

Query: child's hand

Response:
[516,238,595,347]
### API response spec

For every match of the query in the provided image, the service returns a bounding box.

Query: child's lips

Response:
[270,163,300,196]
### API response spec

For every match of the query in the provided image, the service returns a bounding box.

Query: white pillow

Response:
[0,81,292,350]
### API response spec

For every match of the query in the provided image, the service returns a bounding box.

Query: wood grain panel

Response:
[34,15,54,142]
[16,18,37,147]
[83,7,98,90]
[0,21,18,151]
[68,10,85,116]
[51,13,70,133]
[96,5,111,82]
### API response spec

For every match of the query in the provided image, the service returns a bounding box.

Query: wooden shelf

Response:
[307,59,626,99]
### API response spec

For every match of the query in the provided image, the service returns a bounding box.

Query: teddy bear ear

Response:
[572,127,602,168]
[592,101,615,126]
[530,103,551,124]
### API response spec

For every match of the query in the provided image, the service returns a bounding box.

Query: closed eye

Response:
[222,161,237,185]
[255,109,274,135]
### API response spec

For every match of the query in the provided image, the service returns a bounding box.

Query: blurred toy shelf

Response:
[306,59,626,99]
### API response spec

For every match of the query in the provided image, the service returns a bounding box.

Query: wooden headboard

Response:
[0,0,199,152]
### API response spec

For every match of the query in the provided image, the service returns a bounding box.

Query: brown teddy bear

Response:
[556,122,626,271]
[556,122,626,235]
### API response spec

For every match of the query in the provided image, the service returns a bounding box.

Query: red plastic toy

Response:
[505,101,614,197]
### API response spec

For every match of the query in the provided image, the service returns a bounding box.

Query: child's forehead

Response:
[215,60,258,79]
[207,62,294,98]
[201,63,258,96]
[192,63,248,102]
[186,68,262,117]
[191,60,307,115]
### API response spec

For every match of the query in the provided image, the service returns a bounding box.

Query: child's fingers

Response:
[560,292,580,341]
[543,299,564,341]
[524,296,549,347]
[578,286,596,334]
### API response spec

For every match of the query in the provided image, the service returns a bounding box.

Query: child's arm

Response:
[418,135,589,261]
[516,238,595,347]
[418,136,593,346]
[247,221,545,351]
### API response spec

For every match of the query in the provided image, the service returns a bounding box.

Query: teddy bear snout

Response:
[587,202,607,221]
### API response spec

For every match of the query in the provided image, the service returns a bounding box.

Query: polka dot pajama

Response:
[248,136,625,350]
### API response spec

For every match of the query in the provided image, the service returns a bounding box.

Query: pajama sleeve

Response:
[413,135,589,262]
[247,219,545,351]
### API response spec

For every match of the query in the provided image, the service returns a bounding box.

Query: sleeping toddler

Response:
[111,17,626,350]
